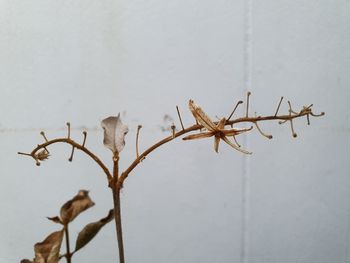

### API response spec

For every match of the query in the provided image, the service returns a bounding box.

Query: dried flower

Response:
[36,149,49,161]
[183,100,252,154]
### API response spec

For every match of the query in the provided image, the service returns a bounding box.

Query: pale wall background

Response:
[1,0,349,262]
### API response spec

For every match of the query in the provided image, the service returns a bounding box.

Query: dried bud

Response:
[36,149,49,161]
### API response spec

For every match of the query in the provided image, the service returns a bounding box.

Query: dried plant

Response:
[21,190,114,263]
[19,93,324,263]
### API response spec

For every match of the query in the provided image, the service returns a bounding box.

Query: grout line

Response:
[241,0,253,263]
[0,127,100,133]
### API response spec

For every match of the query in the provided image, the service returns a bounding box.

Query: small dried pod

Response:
[36,149,49,161]
[60,190,95,225]
[31,230,64,263]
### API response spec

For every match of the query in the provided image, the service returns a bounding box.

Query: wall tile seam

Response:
[241,0,253,262]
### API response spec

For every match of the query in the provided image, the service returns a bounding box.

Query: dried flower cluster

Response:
[19,93,324,263]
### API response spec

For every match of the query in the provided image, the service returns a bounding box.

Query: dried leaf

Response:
[33,230,64,263]
[75,209,114,252]
[47,216,62,224]
[101,114,129,154]
[60,190,95,224]
[20,260,33,263]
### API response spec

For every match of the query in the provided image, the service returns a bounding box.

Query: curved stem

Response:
[29,138,112,182]
[118,110,323,187]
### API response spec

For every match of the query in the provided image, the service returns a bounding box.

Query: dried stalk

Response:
[64,224,72,263]
[18,96,324,263]
[112,154,125,263]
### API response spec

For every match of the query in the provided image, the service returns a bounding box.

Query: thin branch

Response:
[40,131,49,142]
[68,146,75,162]
[274,96,284,116]
[246,91,251,118]
[227,100,243,121]
[66,122,71,139]
[136,125,142,159]
[18,152,33,157]
[171,124,176,138]
[117,105,323,187]
[232,135,241,147]
[306,114,310,125]
[288,101,297,138]
[82,131,87,147]
[254,122,273,139]
[40,131,50,153]
[310,111,325,117]
[18,138,112,182]
[176,106,185,130]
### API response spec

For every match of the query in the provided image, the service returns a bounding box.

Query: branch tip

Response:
[136,125,142,159]
[66,122,71,139]
[274,96,284,116]
[171,124,176,138]
[82,131,87,147]
[227,100,243,121]
[232,135,241,147]
[246,91,251,117]
[68,146,75,162]
[18,152,32,157]
[254,122,273,139]
[176,106,185,130]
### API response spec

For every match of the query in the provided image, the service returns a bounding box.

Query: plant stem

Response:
[112,154,125,263]
[64,224,72,263]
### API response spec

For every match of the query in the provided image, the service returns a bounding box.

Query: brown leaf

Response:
[75,209,114,252]
[47,216,62,224]
[33,230,64,263]
[101,114,129,154]
[20,260,33,263]
[60,190,95,224]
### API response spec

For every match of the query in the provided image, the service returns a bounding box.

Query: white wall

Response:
[1,0,349,262]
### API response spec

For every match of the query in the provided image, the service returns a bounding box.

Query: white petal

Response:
[101,114,129,154]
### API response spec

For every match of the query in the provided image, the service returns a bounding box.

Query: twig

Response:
[232,135,241,147]
[40,131,49,142]
[19,138,112,182]
[227,100,243,121]
[171,124,176,138]
[68,146,75,162]
[66,122,71,139]
[274,96,284,116]
[254,122,273,139]
[288,101,297,137]
[136,125,142,159]
[176,106,185,130]
[246,91,251,117]
[82,131,87,147]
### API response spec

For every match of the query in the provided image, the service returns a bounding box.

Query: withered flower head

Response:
[36,149,50,161]
[184,100,252,154]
